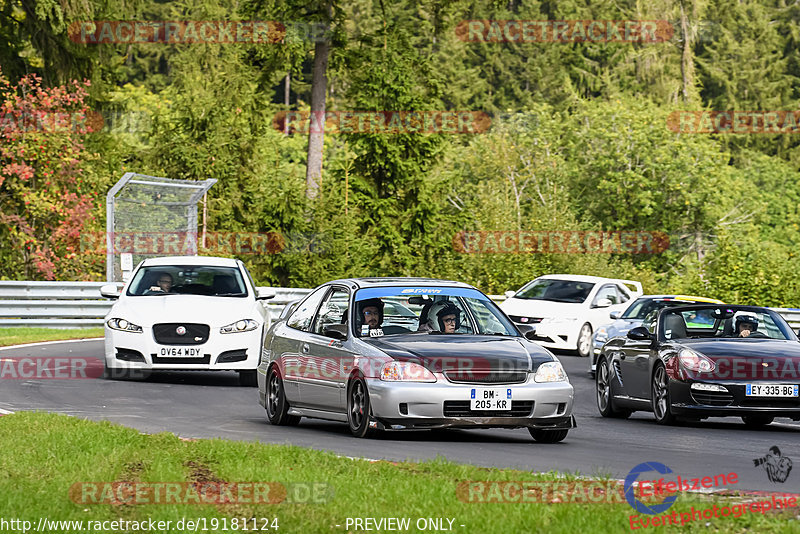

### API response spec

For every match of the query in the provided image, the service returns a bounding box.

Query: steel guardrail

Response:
[0,281,310,328]
[1,282,798,331]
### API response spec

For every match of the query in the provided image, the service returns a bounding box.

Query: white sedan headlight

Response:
[220,319,259,334]
[106,318,143,333]
[534,361,568,382]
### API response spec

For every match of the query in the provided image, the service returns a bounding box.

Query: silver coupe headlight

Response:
[534,361,568,383]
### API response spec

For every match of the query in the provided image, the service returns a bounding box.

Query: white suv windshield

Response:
[515,279,595,303]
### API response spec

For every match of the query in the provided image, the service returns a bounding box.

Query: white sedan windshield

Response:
[127,266,247,297]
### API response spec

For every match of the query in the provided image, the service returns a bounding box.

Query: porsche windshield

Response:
[659,306,793,341]
[352,287,517,337]
[623,298,708,319]
[514,279,594,303]
[127,266,248,297]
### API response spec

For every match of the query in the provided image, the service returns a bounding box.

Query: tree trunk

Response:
[284,73,290,135]
[305,39,330,199]
[679,0,694,103]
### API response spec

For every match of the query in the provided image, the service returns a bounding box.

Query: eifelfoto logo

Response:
[624,462,678,515]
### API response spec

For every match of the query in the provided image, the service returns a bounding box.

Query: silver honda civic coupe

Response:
[257,278,576,442]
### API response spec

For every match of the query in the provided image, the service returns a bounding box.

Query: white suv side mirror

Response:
[593,298,613,308]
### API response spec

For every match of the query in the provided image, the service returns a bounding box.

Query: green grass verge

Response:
[0,327,103,347]
[0,412,796,533]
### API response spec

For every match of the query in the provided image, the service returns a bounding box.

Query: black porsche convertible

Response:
[595,304,800,426]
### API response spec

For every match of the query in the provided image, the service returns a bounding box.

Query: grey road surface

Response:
[0,339,797,492]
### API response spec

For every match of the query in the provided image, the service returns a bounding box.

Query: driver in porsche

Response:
[735,314,759,338]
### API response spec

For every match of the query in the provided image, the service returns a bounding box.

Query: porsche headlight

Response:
[220,319,259,334]
[106,318,143,333]
[534,361,568,382]
[380,361,437,382]
[678,348,715,372]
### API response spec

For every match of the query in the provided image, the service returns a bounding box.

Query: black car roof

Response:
[328,277,477,290]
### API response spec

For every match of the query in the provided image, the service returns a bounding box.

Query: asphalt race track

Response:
[1,339,797,492]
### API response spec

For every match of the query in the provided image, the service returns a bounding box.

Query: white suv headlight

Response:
[106,318,143,333]
[541,317,577,324]
[220,319,259,334]
[534,361,568,383]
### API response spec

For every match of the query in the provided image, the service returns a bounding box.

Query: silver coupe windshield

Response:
[353,287,517,337]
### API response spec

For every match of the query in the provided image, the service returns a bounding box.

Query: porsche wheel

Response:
[596,358,631,419]
[742,415,774,428]
[651,364,677,425]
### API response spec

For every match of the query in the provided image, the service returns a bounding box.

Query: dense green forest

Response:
[2,0,800,305]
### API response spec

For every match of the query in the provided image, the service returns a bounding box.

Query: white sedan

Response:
[100,256,274,386]
[499,274,643,357]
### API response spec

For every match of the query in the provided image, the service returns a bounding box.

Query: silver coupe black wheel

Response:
[347,376,376,438]
[266,366,300,426]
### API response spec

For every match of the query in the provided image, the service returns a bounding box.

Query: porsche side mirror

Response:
[100,284,121,299]
[504,290,516,299]
[627,326,652,341]
[609,311,621,319]
[593,298,613,309]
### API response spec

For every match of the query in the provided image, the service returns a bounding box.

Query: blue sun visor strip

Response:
[354,286,489,301]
